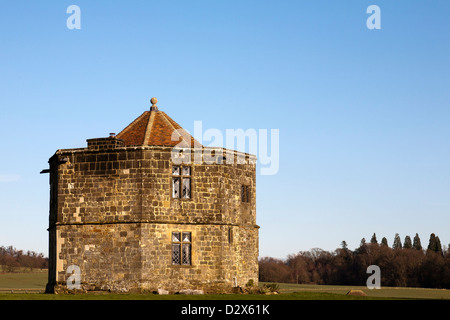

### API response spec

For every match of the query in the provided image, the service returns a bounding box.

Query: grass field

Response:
[275,282,450,300]
[1,272,450,300]
[0,271,47,291]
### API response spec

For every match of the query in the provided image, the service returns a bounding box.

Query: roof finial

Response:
[150,97,158,111]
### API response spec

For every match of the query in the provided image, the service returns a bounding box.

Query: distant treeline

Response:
[259,233,450,289]
[0,246,48,272]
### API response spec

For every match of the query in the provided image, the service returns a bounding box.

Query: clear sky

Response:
[0,1,449,259]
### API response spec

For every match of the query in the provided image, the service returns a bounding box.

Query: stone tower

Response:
[44,98,259,293]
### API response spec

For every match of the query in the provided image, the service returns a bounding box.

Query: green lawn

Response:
[1,272,449,300]
[0,271,47,290]
[274,282,450,300]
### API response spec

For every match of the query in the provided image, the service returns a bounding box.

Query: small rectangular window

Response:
[241,185,250,203]
[182,243,191,265]
[172,177,180,198]
[182,166,191,176]
[182,178,191,199]
[172,166,191,199]
[172,232,181,242]
[182,232,191,242]
[172,231,192,265]
[172,244,181,265]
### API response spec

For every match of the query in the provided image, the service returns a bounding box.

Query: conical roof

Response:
[116,98,201,148]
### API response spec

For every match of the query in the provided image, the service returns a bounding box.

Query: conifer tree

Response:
[403,235,412,249]
[357,238,367,255]
[427,233,436,252]
[370,233,378,244]
[360,238,366,247]
[426,233,442,255]
[381,237,388,247]
[393,233,402,250]
[413,233,422,250]
[435,236,443,255]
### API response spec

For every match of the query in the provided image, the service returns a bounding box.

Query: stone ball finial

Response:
[151,97,158,106]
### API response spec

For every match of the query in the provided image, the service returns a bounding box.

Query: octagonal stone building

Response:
[44,98,259,293]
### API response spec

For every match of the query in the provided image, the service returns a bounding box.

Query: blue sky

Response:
[0,1,449,258]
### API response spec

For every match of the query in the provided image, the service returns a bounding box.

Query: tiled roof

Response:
[116,100,201,148]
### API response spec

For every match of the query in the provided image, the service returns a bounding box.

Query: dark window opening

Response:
[241,185,250,203]
[172,231,192,265]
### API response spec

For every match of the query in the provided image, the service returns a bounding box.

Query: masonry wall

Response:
[46,142,258,293]
[139,223,257,293]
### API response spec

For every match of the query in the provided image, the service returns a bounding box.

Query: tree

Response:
[333,245,354,285]
[257,235,450,289]
[427,233,443,255]
[258,257,291,283]
[370,233,378,244]
[3,255,19,272]
[286,253,309,284]
[413,233,422,250]
[421,249,445,288]
[356,238,367,255]
[435,236,443,255]
[0,245,48,272]
[360,238,366,247]
[403,236,412,249]
[393,233,402,250]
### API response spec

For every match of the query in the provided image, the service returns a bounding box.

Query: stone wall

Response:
[46,140,258,293]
